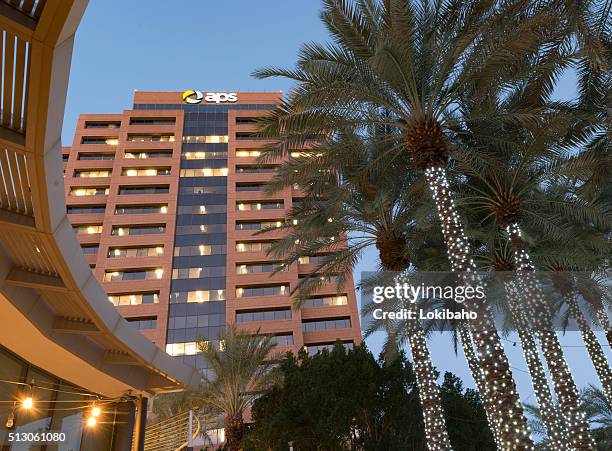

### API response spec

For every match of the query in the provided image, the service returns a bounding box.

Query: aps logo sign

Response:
[182,90,238,104]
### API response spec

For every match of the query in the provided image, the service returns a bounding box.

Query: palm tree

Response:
[252,1,563,446]
[195,325,278,451]
[526,385,612,451]
[453,81,610,447]
[262,125,455,450]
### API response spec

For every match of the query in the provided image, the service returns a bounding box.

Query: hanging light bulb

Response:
[5,403,15,428]
[22,384,33,409]
[91,403,101,417]
[86,416,97,427]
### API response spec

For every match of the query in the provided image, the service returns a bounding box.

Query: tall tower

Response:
[63,90,362,370]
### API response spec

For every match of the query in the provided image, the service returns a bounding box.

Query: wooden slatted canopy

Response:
[0,0,200,397]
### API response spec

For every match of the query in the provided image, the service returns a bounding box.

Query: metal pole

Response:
[132,397,148,451]
[188,409,193,448]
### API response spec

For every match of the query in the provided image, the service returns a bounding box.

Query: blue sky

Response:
[63,0,609,401]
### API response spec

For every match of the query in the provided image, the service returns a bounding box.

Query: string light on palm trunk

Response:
[506,223,596,449]
[425,167,534,449]
[396,272,452,451]
[505,281,569,450]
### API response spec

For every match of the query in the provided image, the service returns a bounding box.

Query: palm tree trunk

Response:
[506,223,595,450]
[390,268,453,450]
[224,414,244,451]
[504,280,570,450]
[593,307,612,347]
[458,322,503,450]
[425,167,534,449]
[406,309,454,450]
[562,288,612,405]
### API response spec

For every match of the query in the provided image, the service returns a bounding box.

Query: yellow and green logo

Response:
[182,90,203,104]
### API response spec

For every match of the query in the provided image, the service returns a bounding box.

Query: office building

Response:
[62,90,362,370]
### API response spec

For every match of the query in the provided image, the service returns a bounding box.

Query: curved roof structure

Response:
[0,0,200,398]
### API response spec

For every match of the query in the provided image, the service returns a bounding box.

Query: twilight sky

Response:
[62,0,609,401]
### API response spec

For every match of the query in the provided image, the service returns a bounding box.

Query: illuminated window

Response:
[236,149,261,157]
[81,137,119,145]
[115,205,167,215]
[108,292,159,306]
[181,150,227,159]
[124,150,173,159]
[236,165,277,173]
[74,169,111,178]
[103,268,163,282]
[127,134,174,142]
[70,187,109,196]
[235,241,274,252]
[237,201,283,211]
[179,168,228,177]
[121,168,171,177]
[235,221,283,231]
[303,295,348,307]
[73,224,103,235]
[182,135,228,143]
[77,153,115,160]
[84,121,120,129]
[236,262,285,274]
[172,266,225,279]
[298,255,329,265]
[236,285,288,298]
[111,225,165,236]
[169,290,227,303]
[173,244,226,257]
[107,246,163,258]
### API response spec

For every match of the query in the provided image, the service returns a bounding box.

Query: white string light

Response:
[506,223,596,449]
[504,281,569,450]
[425,167,534,449]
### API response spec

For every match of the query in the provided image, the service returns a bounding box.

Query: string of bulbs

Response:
[0,377,131,430]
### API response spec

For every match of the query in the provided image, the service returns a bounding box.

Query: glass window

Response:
[114,205,167,215]
[108,292,159,306]
[236,262,285,274]
[235,149,261,157]
[303,295,348,307]
[182,135,228,143]
[235,241,274,252]
[181,150,228,160]
[73,224,103,235]
[74,169,111,178]
[236,308,291,323]
[77,152,115,160]
[236,285,288,298]
[81,137,118,145]
[170,290,226,303]
[67,205,106,214]
[118,186,169,195]
[236,201,283,211]
[70,187,109,196]
[127,134,174,142]
[122,167,171,177]
[173,244,226,257]
[103,268,163,282]
[235,221,283,231]
[302,317,351,331]
[107,246,163,258]
[124,150,173,159]
[179,168,228,177]
[111,225,165,236]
